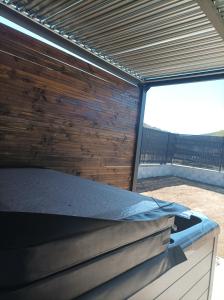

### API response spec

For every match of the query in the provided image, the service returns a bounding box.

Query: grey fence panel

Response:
[140,128,174,164]
[173,134,223,170]
[140,128,224,172]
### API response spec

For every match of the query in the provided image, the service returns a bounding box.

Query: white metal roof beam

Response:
[196,0,224,41]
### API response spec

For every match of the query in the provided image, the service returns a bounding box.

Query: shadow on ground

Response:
[137,176,224,195]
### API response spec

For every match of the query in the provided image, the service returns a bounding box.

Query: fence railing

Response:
[140,128,224,172]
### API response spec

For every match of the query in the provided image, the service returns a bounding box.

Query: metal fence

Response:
[140,128,224,172]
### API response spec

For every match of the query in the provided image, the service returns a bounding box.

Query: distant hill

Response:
[143,125,224,137]
[143,124,166,131]
[206,130,224,137]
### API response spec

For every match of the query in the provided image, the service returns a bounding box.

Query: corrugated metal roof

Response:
[214,0,224,19]
[1,0,224,82]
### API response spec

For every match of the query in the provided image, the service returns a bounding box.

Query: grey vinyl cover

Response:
[0,211,174,288]
[0,168,188,220]
[0,229,171,300]
[76,246,186,300]
[0,168,188,288]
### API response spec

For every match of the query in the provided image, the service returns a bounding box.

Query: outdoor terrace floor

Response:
[137,176,224,257]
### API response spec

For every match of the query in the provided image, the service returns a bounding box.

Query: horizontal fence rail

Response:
[140,128,224,172]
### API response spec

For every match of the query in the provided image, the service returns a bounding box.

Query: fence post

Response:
[219,137,224,172]
[171,134,176,165]
[165,133,170,164]
[166,133,176,165]
[132,86,148,191]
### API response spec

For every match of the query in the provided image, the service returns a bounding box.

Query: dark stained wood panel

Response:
[0,24,140,190]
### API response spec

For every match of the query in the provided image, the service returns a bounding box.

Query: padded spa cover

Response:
[76,246,187,300]
[0,211,173,288]
[0,168,188,288]
[0,245,186,300]
[0,168,187,219]
[0,229,172,300]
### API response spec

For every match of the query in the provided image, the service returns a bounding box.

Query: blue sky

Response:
[144,80,224,135]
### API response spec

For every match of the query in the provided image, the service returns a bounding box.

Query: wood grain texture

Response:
[0,24,140,190]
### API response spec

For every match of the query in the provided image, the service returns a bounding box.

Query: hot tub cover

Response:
[0,229,172,300]
[0,211,173,288]
[0,168,188,289]
[76,246,187,300]
[0,168,188,220]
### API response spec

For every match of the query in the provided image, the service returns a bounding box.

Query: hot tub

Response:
[0,168,188,300]
[0,169,219,300]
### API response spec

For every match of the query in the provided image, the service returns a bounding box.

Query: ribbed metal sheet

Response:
[2,0,224,82]
[214,0,224,19]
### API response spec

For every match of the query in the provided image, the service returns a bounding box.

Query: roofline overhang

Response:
[196,0,224,42]
[0,3,141,86]
[1,1,224,89]
[143,68,224,88]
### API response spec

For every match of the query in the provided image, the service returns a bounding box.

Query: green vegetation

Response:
[207,130,224,137]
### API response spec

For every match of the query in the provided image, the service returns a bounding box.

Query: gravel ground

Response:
[137,176,224,257]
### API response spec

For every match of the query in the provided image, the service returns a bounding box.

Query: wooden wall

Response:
[0,24,140,190]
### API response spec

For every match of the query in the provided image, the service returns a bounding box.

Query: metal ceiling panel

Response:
[214,0,224,19]
[1,0,224,82]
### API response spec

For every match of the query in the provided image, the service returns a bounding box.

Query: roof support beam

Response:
[143,68,224,88]
[132,85,149,192]
[0,3,141,86]
[196,0,224,41]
